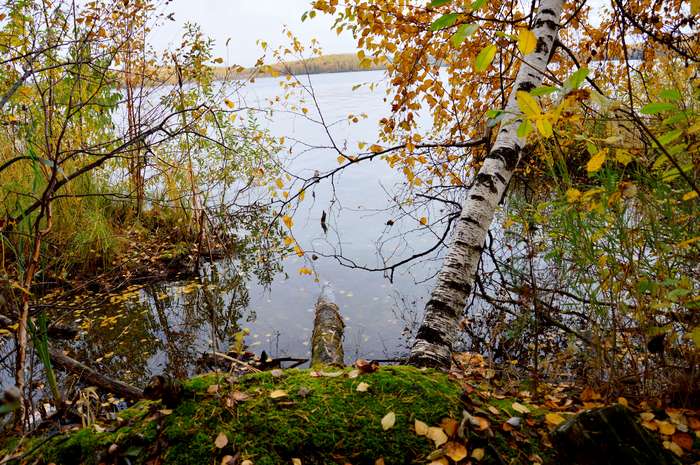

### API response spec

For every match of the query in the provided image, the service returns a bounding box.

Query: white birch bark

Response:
[409,0,565,368]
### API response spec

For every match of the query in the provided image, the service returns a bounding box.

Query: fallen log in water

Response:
[310,285,345,368]
[48,348,143,400]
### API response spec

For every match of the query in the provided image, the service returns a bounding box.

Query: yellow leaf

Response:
[545,413,566,427]
[663,440,684,457]
[419,216,428,225]
[682,191,698,201]
[615,149,632,165]
[282,215,294,229]
[294,245,304,257]
[566,188,582,203]
[270,390,288,399]
[414,419,429,436]
[586,149,607,173]
[656,420,676,436]
[298,267,313,275]
[472,448,485,461]
[517,29,537,55]
[427,460,448,465]
[536,118,553,138]
[284,236,295,246]
[370,144,383,153]
[356,382,370,392]
[275,178,284,189]
[426,426,448,447]
[292,459,302,465]
[640,412,655,421]
[445,442,468,461]
[215,432,228,449]
[224,99,234,109]
[299,190,305,201]
[337,155,346,164]
[511,402,530,414]
[516,91,541,119]
[381,411,396,430]
[617,397,629,407]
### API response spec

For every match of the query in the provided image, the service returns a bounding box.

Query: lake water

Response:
[49,70,445,386]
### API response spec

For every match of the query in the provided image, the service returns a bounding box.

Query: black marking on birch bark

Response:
[495,172,506,184]
[489,146,519,171]
[535,19,558,30]
[455,239,483,253]
[461,216,480,226]
[470,194,486,202]
[541,8,556,16]
[517,81,536,92]
[415,325,448,347]
[443,278,470,295]
[475,173,497,193]
[536,37,549,54]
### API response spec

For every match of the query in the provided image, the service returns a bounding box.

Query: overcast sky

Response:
[149,0,357,67]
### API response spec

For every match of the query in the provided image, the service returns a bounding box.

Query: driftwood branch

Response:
[310,285,345,368]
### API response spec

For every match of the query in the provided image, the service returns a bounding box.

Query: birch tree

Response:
[408,1,565,368]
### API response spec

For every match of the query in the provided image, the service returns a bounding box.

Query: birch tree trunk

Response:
[409,0,564,368]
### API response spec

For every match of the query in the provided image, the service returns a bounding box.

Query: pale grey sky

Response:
[149,0,357,67]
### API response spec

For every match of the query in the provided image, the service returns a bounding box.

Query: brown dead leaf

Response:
[220,455,235,465]
[214,432,228,449]
[640,412,655,421]
[207,384,220,394]
[441,418,459,436]
[355,359,379,374]
[487,405,500,415]
[427,426,448,447]
[231,391,250,402]
[270,369,284,377]
[470,415,490,431]
[617,397,628,407]
[427,459,448,465]
[381,412,396,430]
[347,369,360,379]
[445,442,468,461]
[415,419,429,436]
[375,458,385,465]
[642,420,658,431]
[240,461,253,465]
[672,432,693,451]
[580,387,602,401]
[356,382,370,392]
[292,459,302,465]
[687,416,700,430]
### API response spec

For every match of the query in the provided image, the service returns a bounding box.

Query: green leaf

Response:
[429,13,459,31]
[450,23,479,46]
[657,129,682,145]
[470,0,487,11]
[667,288,691,301]
[564,67,589,90]
[474,44,497,72]
[530,86,558,97]
[486,109,504,118]
[659,88,681,101]
[517,119,532,138]
[429,0,453,6]
[640,102,675,114]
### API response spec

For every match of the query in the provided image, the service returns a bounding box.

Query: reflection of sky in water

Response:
[46,70,445,386]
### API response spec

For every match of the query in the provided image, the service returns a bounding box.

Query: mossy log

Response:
[552,404,679,465]
[310,285,344,368]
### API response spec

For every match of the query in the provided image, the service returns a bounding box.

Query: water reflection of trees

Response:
[50,206,284,388]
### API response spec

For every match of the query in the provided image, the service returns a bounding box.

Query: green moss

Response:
[6,367,556,465]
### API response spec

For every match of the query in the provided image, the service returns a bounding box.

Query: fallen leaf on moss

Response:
[445,442,467,461]
[415,419,429,436]
[215,432,228,449]
[292,459,302,465]
[356,382,370,392]
[640,412,655,421]
[656,420,676,436]
[356,359,379,373]
[427,426,448,447]
[240,461,253,465]
[207,384,220,394]
[427,459,448,465]
[512,402,530,414]
[270,390,288,399]
[441,418,459,436]
[381,412,396,430]
[472,448,485,460]
[672,432,693,451]
[663,440,683,457]
[487,405,500,415]
[545,412,566,427]
[375,458,385,465]
[221,455,235,465]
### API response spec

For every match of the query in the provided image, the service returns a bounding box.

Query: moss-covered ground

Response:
[0,367,559,465]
